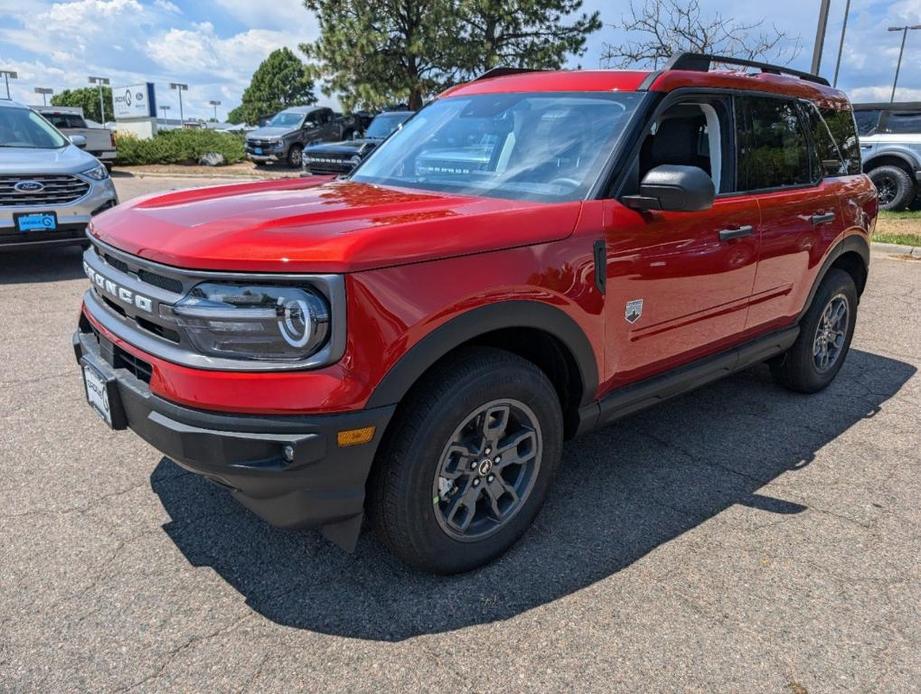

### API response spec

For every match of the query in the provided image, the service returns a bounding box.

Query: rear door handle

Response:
[811,212,836,225]
[718,225,754,241]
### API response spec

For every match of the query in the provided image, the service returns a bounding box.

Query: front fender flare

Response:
[365,300,599,409]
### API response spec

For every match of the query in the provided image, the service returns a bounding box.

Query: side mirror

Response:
[69,134,87,149]
[623,164,715,212]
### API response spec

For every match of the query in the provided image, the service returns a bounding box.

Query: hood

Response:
[246,126,294,140]
[0,144,98,175]
[304,140,373,156]
[90,178,582,274]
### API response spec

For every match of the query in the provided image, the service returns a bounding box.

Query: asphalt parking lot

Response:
[2,174,920,691]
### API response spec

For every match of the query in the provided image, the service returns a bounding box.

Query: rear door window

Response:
[737,96,813,191]
[854,110,881,136]
[882,111,921,135]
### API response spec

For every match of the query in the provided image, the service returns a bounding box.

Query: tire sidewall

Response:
[287,144,303,168]
[792,269,859,391]
[385,354,562,573]
[869,165,915,211]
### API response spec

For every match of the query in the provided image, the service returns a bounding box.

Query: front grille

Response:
[0,174,90,207]
[305,158,352,174]
[101,251,182,294]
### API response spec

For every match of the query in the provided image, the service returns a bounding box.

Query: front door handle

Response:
[811,212,836,225]
[718,225,754,241]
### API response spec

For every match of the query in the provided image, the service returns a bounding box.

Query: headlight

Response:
[162,283,330,362]
[82,164,109,181]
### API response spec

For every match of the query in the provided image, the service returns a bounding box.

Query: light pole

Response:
[170,82,188,126]
[832,0,852,87]
[160,104,170,122]
[889,25,921,103]
[208,99,221,122]
[88,76,110,123]
[34,87,52,106]
[811,0,832,76]
[0,69,17,100]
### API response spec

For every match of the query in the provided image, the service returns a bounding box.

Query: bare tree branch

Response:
[600,0,802,69]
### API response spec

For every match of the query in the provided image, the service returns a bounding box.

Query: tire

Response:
[367,347,563,574]
[869,165,916,211]
[286,144,303,169]
[770,268,858,393]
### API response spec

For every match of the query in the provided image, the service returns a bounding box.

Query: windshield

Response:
[0,108,68,149]
[352,92,644,202]
[266,111,305,128]
[365,113,411,139]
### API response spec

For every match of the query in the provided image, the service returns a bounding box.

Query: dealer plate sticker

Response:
[83,364,113,427]
[16,212,57,233]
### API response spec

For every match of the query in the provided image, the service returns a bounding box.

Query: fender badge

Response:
[625,299,644,324]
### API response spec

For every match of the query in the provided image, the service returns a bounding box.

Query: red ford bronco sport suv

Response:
[74,54,876,574]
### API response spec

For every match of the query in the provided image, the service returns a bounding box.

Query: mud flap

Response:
[321,513,364,552]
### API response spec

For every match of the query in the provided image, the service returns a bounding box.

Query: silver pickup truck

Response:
[854,102,921,210]
[36,107,117,169]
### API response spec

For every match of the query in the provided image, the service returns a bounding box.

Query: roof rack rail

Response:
[663,53,830,87]
[473,67,545,81]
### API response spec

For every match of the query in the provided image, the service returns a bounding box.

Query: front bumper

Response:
[73,324,396,550]
[0,177,117,250]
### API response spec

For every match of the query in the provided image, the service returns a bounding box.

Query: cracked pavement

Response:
[2,175,921,692]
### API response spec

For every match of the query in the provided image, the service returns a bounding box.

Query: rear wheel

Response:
[770,269,858,393]
[869,165,915,211]
[368,347,563,574]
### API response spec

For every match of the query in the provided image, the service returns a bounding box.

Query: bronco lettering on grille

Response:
[84,261,154,314]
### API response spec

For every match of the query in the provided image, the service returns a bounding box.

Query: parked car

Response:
[303,111,413,175]
[853,102,921,210]
[74,54,875,573]
[37,107,117,169]
[244,106,362,168]
[1,100,117,251]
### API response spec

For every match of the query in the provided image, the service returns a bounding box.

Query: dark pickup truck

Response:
[245,106,363,168]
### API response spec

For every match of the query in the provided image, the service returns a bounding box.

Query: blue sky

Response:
[0,0,919,120]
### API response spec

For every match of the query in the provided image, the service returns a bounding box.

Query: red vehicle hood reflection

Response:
[90,177,582,273]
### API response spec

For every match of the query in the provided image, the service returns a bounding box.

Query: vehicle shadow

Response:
[0,245,86,284]
[151,349,915,641]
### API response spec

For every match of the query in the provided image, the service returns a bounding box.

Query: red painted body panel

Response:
[593,195,760,392]
[90,178,581,273]
[80,68,878,420]
[82,229,603,415]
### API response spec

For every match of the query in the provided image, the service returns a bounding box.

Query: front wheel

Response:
[286,144,303,168]
[770,268,858,393]
[368,347,563,574]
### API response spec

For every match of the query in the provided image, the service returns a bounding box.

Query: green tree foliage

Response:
[455,0,601,75]
[227,47,317,125]
[300,0,599,111]
[50,87,114,123]
[301,0,459,112]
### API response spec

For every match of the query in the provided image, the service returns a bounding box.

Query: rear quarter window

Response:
[810,105,861,176]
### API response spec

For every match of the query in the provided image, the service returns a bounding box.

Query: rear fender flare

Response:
[798,234,870,321]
